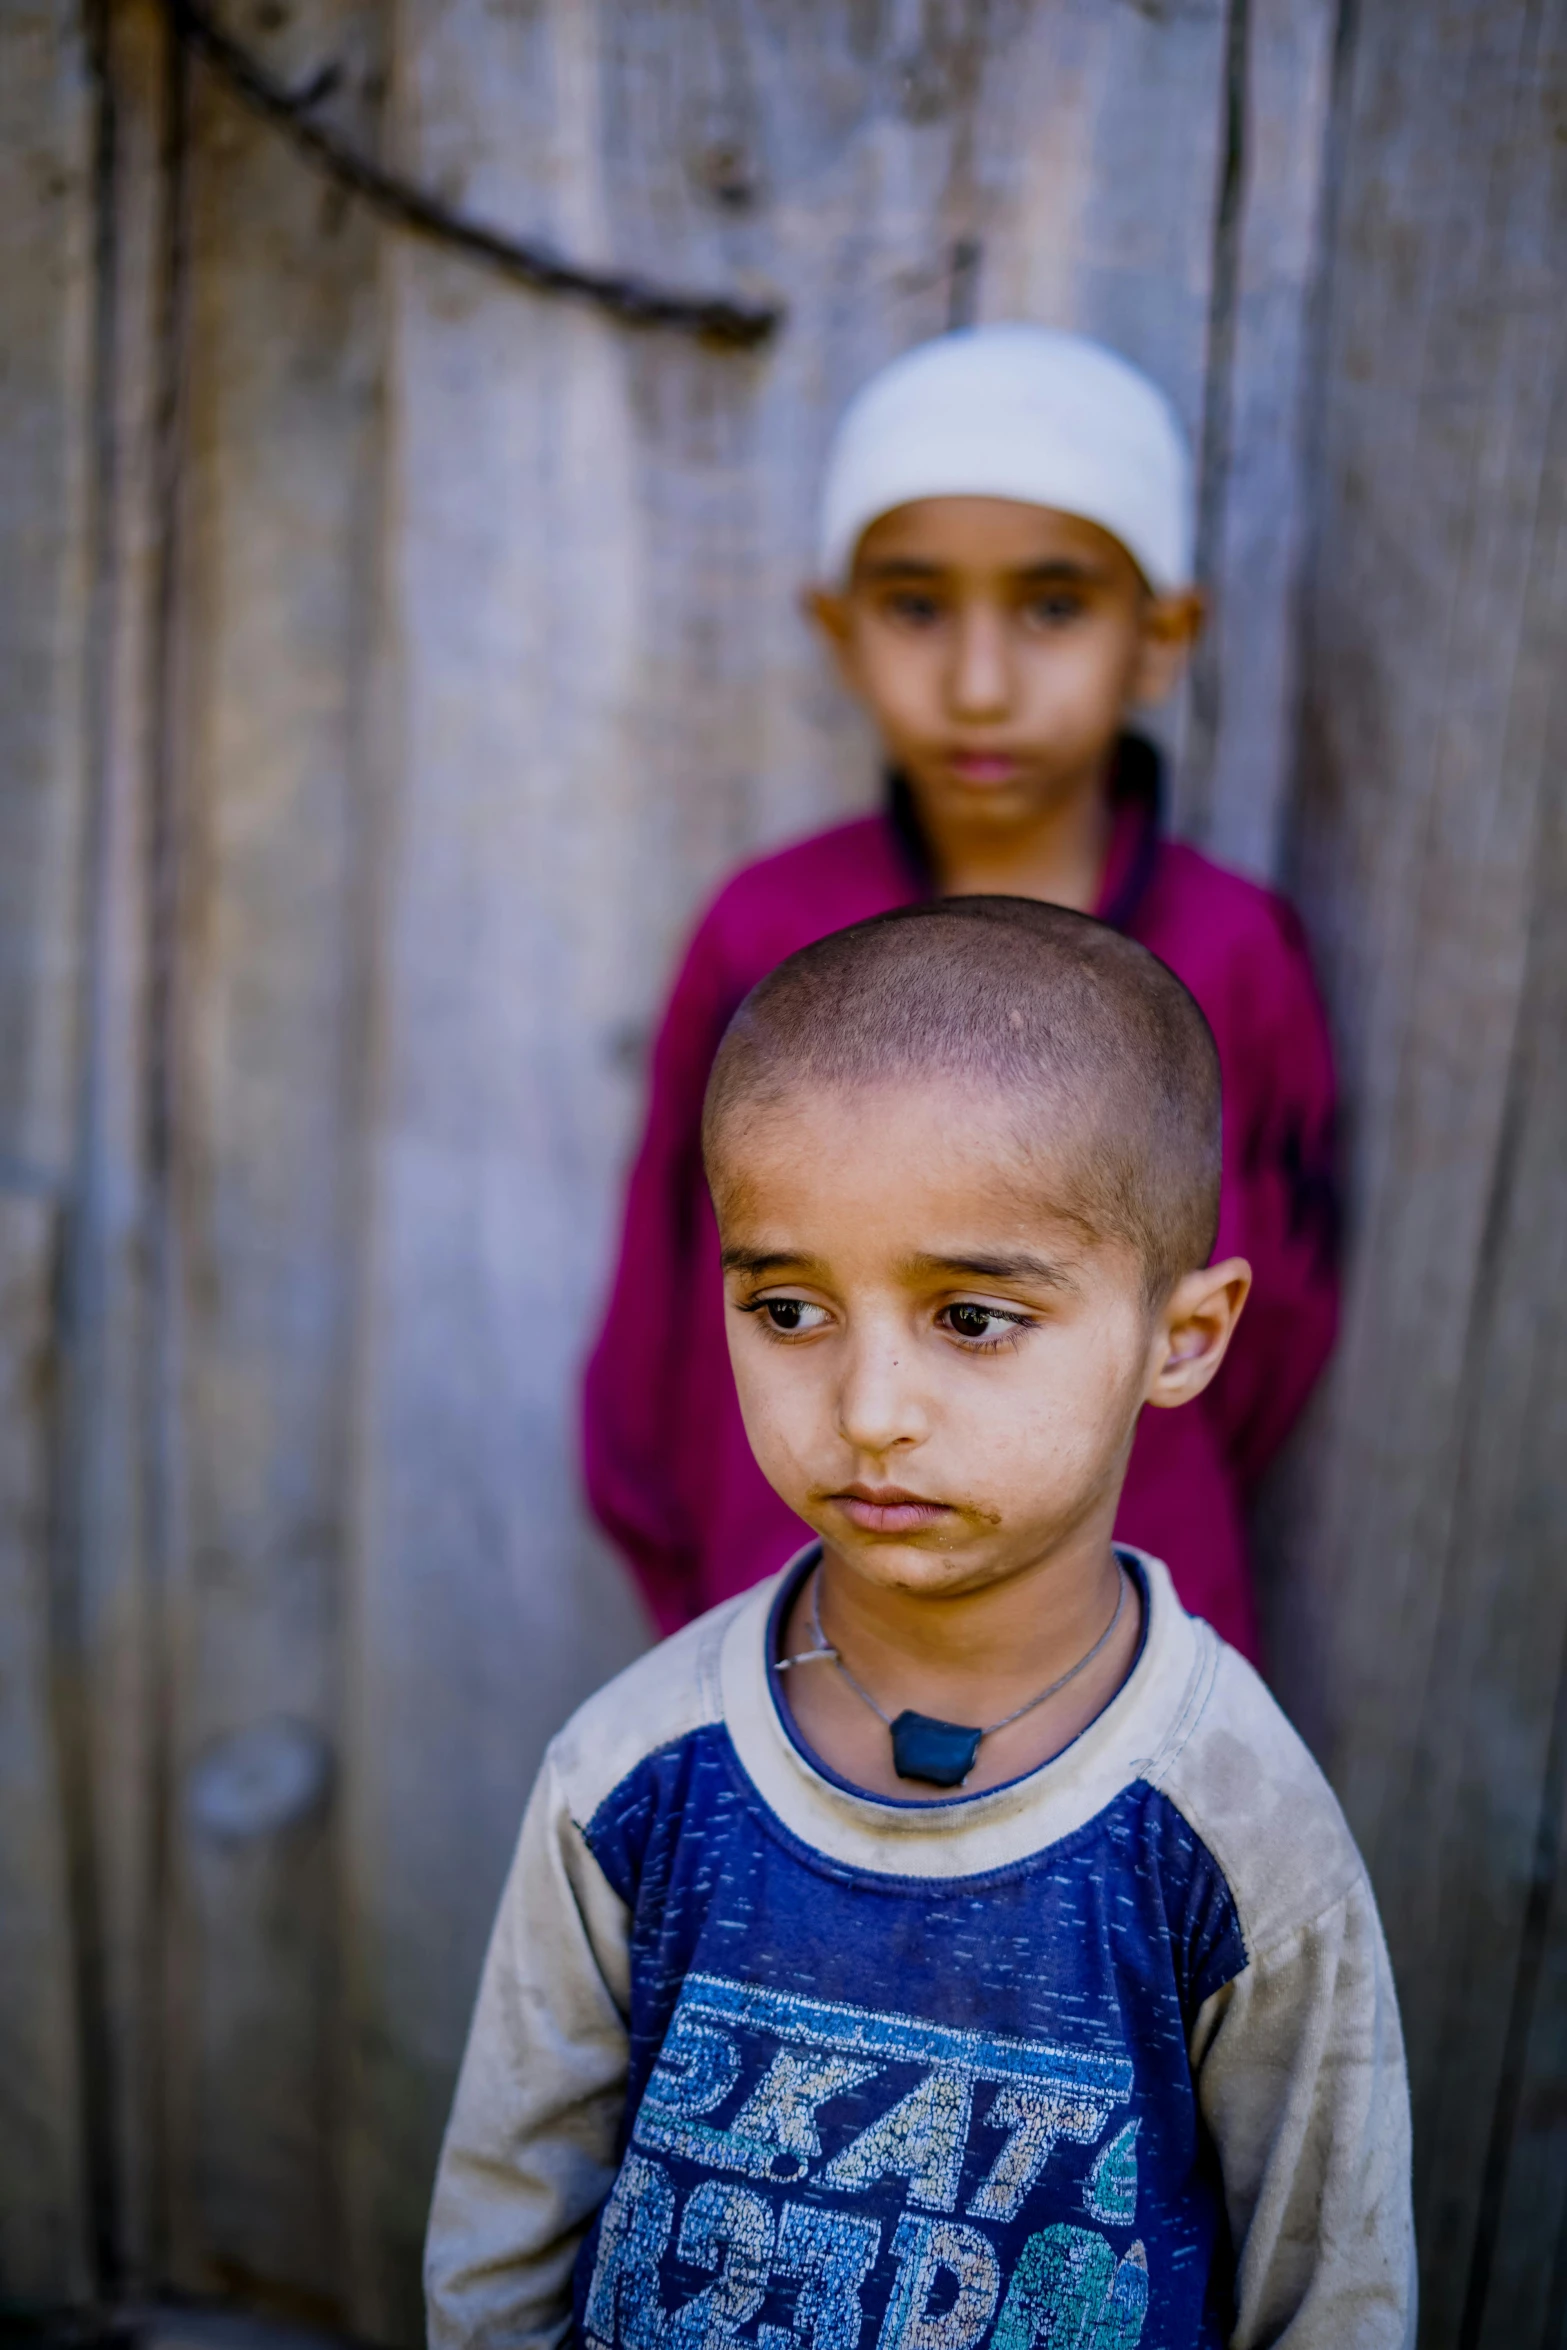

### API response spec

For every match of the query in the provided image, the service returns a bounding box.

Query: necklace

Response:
[778,1561,1130,1790]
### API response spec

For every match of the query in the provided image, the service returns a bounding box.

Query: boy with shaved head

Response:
[427,904,1413,2348]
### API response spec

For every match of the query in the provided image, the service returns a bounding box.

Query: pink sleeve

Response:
[581,899,743,1633]
[1204,897,1340,1490]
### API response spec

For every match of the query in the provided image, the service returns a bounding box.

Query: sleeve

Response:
[580,898,746,1633]
[1203,896,1340,1490]
[425,1749,632,2350]
[1189,1872,1416,2349]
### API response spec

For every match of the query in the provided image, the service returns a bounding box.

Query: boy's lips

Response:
[947,748,1023,786]
[830,1484,952,1534]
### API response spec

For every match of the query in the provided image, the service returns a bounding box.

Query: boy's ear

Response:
[1143,1256,1250,1410]
[804,585,851,642]
[1130,587,1205,707]
[803,586,861,689]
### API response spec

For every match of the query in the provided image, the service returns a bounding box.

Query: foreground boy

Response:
[585,326,1337,1664]
[429,903,1412,2348]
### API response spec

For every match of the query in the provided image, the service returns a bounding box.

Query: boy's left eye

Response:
[1023,592,1087,627]
[940,1302,1027,1345]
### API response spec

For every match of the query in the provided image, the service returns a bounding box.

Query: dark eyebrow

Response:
[720,1246,816,1277]
[1014,559,1106,585]
[857,556,1108,588]
[904,1250,1078,1291]
[857,558,947,582]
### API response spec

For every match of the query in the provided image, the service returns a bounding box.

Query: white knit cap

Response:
[817,324,1193,593]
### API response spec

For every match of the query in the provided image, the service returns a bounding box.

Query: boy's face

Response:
[713,1080,1247,1604]
[809,498,1200,827]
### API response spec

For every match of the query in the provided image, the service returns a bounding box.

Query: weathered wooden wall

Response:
[1276,3,1567,2343]
[0,0,1560,2343]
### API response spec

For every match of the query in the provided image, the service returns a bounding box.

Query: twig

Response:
[168,0,783,350]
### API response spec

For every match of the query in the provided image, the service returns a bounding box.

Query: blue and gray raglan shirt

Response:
[425,1552,1415,2350]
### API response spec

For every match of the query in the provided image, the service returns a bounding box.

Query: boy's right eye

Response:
[746,1297,830,1335]
[883,591,944,628]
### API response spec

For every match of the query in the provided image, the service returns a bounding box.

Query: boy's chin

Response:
[910,756,1091,826]
[816,1524,1031,1600]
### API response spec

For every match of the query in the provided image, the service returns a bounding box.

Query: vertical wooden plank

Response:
[0,0,96,2301]
[979,0,1339,852]
[1457,653,1567,2344]
[1481,1726,1567,2345]
[1282,0,1567,2336]
[156,1,387,2317]
[982,0,1226,432]
[0,10,95,1181]
[0,1199,89,2299]
[1190,0,1337,877]
[69,0,177,2290]
[343,7,662,2315]
[1416,322,1567,2346]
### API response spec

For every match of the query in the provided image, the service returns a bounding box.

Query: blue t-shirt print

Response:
[571,1719,1246,2350]
[585,1970,1148,2350]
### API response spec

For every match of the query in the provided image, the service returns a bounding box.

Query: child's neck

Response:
[916,752,1115,912]
[779,1521,1143,1801]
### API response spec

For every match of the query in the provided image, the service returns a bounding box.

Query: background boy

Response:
[430,902,1411,2348]
[584,324,1338,1667]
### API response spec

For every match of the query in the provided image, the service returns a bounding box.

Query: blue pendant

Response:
[890,1710,983,1788]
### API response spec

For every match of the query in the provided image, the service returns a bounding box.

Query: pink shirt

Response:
[583,746,1338,1662]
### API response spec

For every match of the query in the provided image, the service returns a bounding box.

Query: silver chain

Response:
[779,1561,1130,1744]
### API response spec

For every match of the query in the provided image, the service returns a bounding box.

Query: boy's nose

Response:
[948,604,1011,718]
[834,1333,929,1456]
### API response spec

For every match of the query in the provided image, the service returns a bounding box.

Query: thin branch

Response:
[168,0,783,351]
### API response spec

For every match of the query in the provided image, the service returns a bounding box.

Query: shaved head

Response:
[703,898,1222,1303]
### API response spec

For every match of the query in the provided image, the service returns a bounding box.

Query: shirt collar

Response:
[719,1543,1214,1879]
